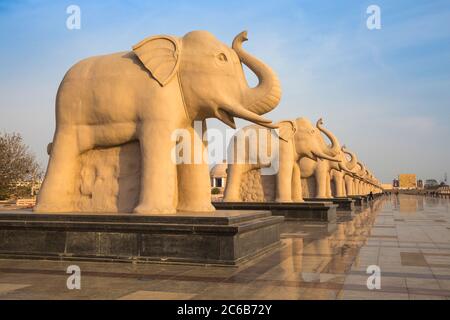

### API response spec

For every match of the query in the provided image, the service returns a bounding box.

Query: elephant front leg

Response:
[291,162,304,202]
[345,176,353,195]
[176,121,214,212]
[223,164,245,202]
[315,160,328,198]
[177,163,214,212]
[334,172,345,197]
[275,142,294,202]
[134,123,177,214]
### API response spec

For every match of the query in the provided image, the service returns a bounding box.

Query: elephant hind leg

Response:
[35,126,80,212]
[291,163,303,202]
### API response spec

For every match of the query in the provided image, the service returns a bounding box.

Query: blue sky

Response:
[0,0,449,183]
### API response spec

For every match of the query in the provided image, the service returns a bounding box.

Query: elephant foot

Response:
[133,204,177,215]
[177,203,215,213]
[275,198,293,203]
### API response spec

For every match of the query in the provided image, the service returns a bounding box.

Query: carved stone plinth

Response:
[213,202,337,222]
[348,196,367,207]
[0,210,283,266]
[305,197,355,211]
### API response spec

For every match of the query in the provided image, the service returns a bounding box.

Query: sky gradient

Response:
[0,0,449,183]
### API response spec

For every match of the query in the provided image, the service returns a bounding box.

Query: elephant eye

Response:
[216,53,228,62]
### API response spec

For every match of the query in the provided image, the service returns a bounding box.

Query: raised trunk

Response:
[316,118,340,156]
[342,146,357,170]
[357,162,366,178]
[232,31,281,115]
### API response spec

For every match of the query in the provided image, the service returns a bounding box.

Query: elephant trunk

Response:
[232,31,281,115]
[316,118,340,156]
[357,162,366,177]
[342,146,357,170]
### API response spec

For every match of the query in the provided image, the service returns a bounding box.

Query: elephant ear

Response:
[132,35,181,86]
[277,120,297,142]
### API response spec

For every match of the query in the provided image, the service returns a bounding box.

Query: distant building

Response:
[398,174,417,189]
[417,180,423,189]
[393,179,399,188]
[437,185,450,194]
[424,179,439,189]
[210,161,227,189]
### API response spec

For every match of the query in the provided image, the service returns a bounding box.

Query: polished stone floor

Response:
[1,194,450,300]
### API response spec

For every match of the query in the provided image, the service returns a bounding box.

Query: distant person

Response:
[369,191,374,201]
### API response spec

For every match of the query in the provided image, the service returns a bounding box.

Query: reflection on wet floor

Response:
[0,195,450,300]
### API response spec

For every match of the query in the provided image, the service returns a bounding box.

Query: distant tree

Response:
[0,132,43,200]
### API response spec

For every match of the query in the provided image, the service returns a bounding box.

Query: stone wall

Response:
[238,169,317,201]
[75,142,141,213]
[239,169,276,201]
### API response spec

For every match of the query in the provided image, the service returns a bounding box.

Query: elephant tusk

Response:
[219,106,278,129]
[216,109,237,129]
[312,151,342,162]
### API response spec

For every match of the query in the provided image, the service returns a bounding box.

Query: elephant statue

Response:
[223,117,341,202]
[298,119,345,198]
[328,145,358,197]
[35,30,281,214]
[353,161,368,195]
[342,147,359,196]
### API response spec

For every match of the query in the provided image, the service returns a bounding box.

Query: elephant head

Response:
[132,30,281,129]
[291,118,342,162]
[341,146,358,172]
[328,145,359,176]
[356,162,367,179]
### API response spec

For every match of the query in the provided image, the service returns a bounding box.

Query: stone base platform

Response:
[348,196,367,207]
[305,197,355,211]
[212,202,337,222]
[0,210,283,266]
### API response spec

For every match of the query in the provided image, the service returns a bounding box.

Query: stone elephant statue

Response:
[329,146,358,197]
[223,117,341,202]
[35,30,281,214]
[341,147,359,196]
[353,162,368,195]
[298,119,350,198]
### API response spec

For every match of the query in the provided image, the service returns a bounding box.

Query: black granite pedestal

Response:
[304,197,355,211]
[0,210,283,266]
[348,196,366,207]
[212,202,337,222]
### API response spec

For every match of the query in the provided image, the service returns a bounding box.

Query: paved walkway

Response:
[1,195,449,299]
